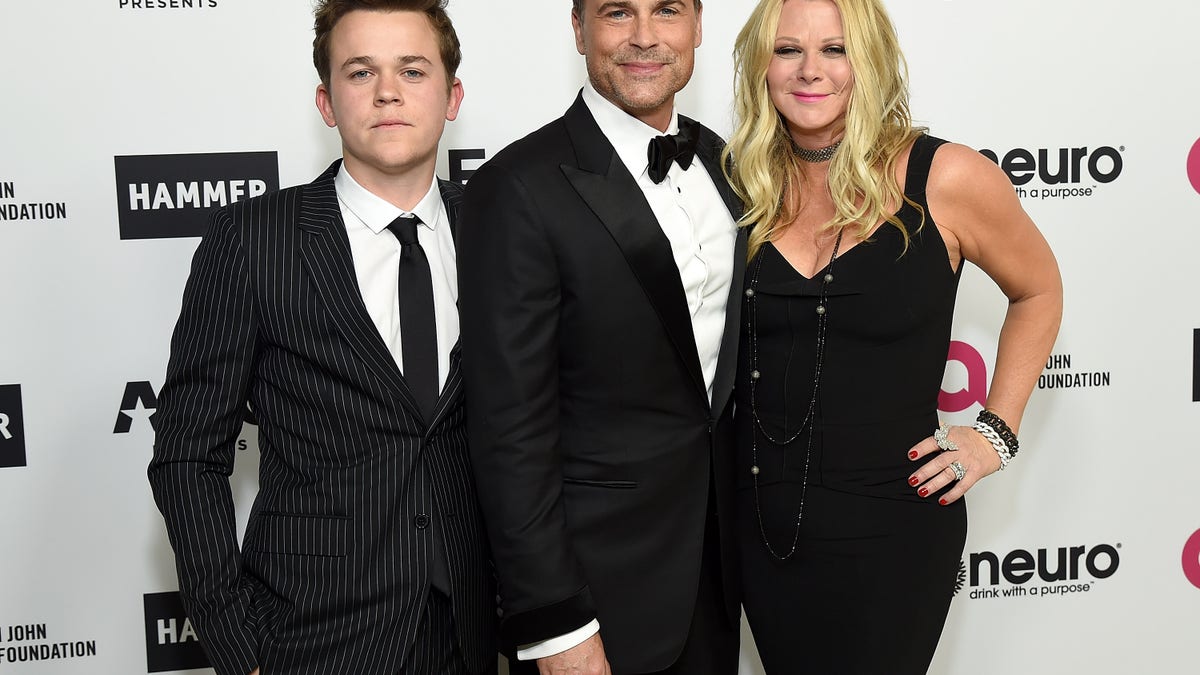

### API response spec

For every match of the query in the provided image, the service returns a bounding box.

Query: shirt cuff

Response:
[515,619,601,661]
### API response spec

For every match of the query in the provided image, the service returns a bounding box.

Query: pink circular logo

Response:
[1188,138,1200,195]
[939,341,988,413]
[1184,528,1200,589]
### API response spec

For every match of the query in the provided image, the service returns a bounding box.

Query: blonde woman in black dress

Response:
[723,0,1063,672]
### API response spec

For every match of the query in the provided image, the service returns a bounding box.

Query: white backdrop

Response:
[2,1,1199,673]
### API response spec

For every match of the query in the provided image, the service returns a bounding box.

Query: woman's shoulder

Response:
[925,139,1016,206]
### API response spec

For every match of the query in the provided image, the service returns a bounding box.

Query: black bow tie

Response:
[646,118,699,184]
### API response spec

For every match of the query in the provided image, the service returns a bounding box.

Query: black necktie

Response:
[647,118,700,184]
[386,214,438,421]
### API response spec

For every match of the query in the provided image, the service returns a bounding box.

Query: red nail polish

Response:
[908,476,920,486]
[908,450,919,460]
[918,487,929,498]
[938,498,948,506]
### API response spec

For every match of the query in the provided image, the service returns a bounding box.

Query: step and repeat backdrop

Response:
[2,1,1199,673]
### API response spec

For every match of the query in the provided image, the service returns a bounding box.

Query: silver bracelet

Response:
[973,421,1013,470]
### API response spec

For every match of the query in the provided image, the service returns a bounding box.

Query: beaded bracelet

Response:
[973,421,1013,471]
[977,409,1019,454]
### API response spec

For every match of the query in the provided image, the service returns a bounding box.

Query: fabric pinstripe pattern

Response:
[149,161,496,675]
[403,590,486,675]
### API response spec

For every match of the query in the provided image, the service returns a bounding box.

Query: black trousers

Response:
[405,588,496,675]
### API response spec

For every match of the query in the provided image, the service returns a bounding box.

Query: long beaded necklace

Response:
[746,227,844,561]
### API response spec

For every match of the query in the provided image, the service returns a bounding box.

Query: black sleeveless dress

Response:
[735,135,967,674]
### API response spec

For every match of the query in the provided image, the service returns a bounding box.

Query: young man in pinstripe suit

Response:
[149,2,497,674]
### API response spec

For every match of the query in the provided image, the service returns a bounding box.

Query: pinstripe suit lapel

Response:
[296,161,424,416]
[410,178,465,427]
[424,179,465,431]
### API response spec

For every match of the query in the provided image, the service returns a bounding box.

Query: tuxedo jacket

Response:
[458,95,746,672]
[149,161,496,675]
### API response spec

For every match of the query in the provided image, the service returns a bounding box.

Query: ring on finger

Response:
[947,460,966,481]
[934,423,960,452]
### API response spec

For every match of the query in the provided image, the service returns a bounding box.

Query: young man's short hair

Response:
[313,0,462,89]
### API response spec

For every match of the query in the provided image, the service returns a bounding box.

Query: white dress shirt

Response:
[518,84,737,661]
[335,165,458,393]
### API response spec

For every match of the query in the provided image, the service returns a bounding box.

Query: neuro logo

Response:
[114,151,279,240]
[115,382,160,434]
[0,384,27,469]
[939,341,987,413]
[953,560,967,596]
[143,592,210,673]
[980,144,1124,201]
[963,542,1120,600]
[1183,529,1200,590]
[1187,138,1200,196]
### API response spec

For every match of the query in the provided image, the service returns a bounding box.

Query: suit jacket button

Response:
[414,514,431,529]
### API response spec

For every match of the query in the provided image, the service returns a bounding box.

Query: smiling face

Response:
[315,9,463,191]
[572,0,703,131]
[766,0,853,148]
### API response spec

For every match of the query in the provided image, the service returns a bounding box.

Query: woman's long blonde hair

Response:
[722,0,924,260]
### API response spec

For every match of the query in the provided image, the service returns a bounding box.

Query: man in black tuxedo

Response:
[458,1,744,673]
[148,2,495,674]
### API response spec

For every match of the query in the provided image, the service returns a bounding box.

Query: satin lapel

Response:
[687,120,748,416]
[710,227,747,417]
[296,160,423,416]
[560,96,706,402]
[688,115,745,222]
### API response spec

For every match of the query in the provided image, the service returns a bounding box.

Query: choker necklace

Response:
[746,227,844,561]
[792,139,843,163]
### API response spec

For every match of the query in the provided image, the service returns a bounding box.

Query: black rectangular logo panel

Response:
[115,151,279,240]
[1194,329,1199,402]
[143,592,212,672]
[0,384,26,469]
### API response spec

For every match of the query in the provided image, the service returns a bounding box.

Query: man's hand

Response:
[249,669,259,675]
[536,633,611,675]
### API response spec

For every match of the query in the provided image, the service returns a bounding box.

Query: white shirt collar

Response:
[581,81,680,182]
[334,162,445,235]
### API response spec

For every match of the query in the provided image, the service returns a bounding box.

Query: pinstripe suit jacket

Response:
[149,161,496,675]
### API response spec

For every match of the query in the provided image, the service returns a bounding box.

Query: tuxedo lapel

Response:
[689,120,747,416]
[689,115,744,222]
[559,96,707,403]
[710,227,746,417]
[296,161,424,417]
